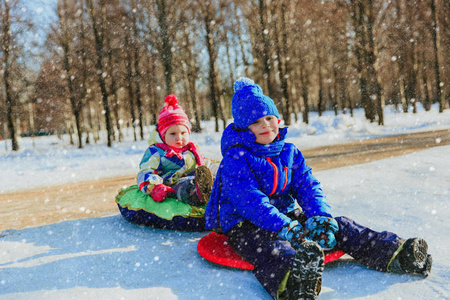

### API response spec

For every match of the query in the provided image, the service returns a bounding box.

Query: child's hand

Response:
[305,216,339,250]
[278,220,306,249]
[150,184,175,202]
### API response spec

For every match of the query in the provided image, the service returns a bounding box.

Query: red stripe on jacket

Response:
[266,157,278,196]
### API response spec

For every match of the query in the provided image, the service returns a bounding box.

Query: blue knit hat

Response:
[231,77,280,129]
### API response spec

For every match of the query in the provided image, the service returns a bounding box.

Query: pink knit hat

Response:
[158,94,191,141]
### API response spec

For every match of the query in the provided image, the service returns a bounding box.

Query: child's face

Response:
[248,115,279,145]
[164,125,190,148]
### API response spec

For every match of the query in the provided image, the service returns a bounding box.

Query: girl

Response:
[137,95,213,207]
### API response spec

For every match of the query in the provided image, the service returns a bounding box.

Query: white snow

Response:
[1,104,449,299]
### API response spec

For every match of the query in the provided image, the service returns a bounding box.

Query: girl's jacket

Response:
[137,129,203,195]
[205,124,333,234]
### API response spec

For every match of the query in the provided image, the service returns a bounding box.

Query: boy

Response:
[205,78,432,299]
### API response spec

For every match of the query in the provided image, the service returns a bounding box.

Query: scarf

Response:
[154,142,204,166]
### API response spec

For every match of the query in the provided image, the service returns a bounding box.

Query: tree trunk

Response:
[258,0,274,98]
[420,45,432,112]
[297,45,309,124]
[188,58,201,132]
[430,0,445,112]
[332,61,339,116]
[146,54,158,126]
[125,35,137,141]
[301,85,309,124]
[215,72,227,130]
[156,0,173,95]
[393,0,407,113]
[182,62,194,121]
[290,79,298,123]
[225,32,235,89]
[234,3,249,77]
[133,42,144,140]
[1,0,19,151]
[351,1,368,120]
[180,12,201,132]
[26,102,35,148]
[366,0,383,124]
[79,5,91,144]
[87,0,113,147]
[202,4,220,132]
[131,6,144,140]
[411,41,418,114]
[58,0,83,148]
[274,1,291,125]
[314,34,324,117]
[106,38,123,142]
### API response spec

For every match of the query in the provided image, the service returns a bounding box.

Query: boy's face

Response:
[248,115,279,145]
[164,124,190,148]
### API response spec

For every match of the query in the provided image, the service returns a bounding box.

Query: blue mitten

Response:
[278,220,306,250]
[305,216,339,250]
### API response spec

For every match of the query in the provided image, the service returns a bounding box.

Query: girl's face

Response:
[164,125,190,148]
[248,115,279,145]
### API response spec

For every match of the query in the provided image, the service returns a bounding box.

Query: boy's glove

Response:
[278,220,307,250]
[150,184,175,202]
[305,216,339,250]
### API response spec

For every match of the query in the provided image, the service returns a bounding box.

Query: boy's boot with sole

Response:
[389,238,432,277]
[285,241,325,300]
[194,165,214,206]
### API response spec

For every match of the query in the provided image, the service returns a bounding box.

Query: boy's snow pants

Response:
[225,210,404,298]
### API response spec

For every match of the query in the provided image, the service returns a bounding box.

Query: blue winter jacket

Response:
[205,124,333,234]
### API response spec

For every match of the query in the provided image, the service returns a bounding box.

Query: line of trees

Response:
[1,0,449,150]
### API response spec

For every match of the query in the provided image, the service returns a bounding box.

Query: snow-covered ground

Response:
[1,104,449,299]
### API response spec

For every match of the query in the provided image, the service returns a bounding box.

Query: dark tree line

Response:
[1,0,449,150]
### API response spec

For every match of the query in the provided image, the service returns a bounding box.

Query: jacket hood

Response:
[220,123,288,158]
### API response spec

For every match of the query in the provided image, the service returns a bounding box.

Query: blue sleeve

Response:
[290,148,333,219]
[221,150,290,232]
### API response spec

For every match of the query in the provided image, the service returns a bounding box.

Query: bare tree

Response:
[86,0,114,147]
[430,0,445,112]
[200,0,226,132]
[1,0,19,150]
[124,33,138,141]
[129,1,145,139]
[178,7,202,132]
[273,0,291,124]
[155,0,174,95]
[233,2,250,77]
[106,32,124,142]
[258,0,274,98]
[57,0,85,148]
[349,0,381,122]
[365,0,383,124]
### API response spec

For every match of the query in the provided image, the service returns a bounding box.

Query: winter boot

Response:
[194,165,213,206]
[388,238,432,277]
[285,241,325,300]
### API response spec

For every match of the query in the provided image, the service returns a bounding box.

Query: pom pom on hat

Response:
[158,94,191,141]
[231,77,279,129]
[164,94,179,106]
[234,77,255,93]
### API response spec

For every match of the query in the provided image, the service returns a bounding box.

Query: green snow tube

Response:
[115,185,207,231]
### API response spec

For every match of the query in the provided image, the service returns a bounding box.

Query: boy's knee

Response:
[334,216,356,229]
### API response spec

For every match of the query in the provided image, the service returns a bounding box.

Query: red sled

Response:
[198,231,345,270]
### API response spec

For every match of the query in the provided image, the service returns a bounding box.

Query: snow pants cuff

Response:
[335,216,404,272]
